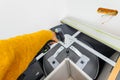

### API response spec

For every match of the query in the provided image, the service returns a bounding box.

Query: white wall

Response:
[67,0,120,37]
[0,0,67,39]
[1,0,120,39]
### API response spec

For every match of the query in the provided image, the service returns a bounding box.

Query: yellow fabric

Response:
[0,30,54,80]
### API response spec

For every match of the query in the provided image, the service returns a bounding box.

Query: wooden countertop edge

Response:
[108,57,120,80]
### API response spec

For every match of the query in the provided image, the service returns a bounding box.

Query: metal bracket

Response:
[76,55,90,69]
[48,56,60,69]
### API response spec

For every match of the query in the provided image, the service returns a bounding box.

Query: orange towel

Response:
[0,30,54,80]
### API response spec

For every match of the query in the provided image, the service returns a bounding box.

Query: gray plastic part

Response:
[53,46,64,58]
[48,56,60,69]
[76,55,90,69]
[70,46,82,57]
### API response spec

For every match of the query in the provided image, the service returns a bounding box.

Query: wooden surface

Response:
[108,57,120,80]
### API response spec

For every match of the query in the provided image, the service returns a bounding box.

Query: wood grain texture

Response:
[108,57,120,80]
